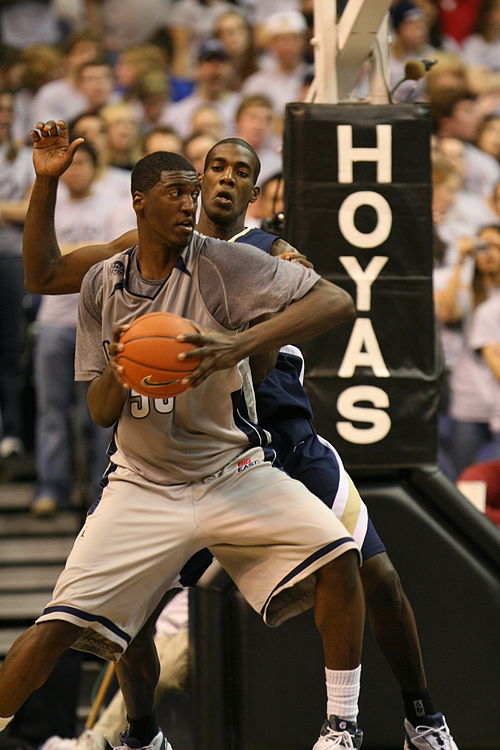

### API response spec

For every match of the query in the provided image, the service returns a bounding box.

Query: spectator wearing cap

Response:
[159,39,241,139]
[167,0,237,78]
[241,10,311,122]
[244,0,301,48]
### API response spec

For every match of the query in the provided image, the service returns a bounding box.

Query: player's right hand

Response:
[107,325,130,388]
[29,120,84,178]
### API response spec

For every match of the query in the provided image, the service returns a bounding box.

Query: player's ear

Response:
[249,185,260,204]
[132,191,145,212]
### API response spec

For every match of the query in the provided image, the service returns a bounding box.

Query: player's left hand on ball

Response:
[177,324,244,388]
[108,325,130,387]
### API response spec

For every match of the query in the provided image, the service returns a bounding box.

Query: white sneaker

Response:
[313,716,363,748]
[0,436,23,458]
[76,729,106,750]
[404,713,458,749]
[113,730,173,750]
[40,737,78,750]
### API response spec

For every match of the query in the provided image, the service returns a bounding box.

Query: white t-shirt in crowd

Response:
[37,186,135,328]
[30,79,88,128]
[461,34,500,72]
[450,288,500,431]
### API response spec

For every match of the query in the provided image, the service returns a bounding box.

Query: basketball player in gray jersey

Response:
[1,121,365,750]
[19,126,460,750]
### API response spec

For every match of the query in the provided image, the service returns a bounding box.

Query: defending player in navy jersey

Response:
[195,139,458,750]
[18,125,459,750]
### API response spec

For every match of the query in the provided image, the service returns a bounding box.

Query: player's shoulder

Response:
[199,234,275,274]
[231,227,277,254]
[83,246,135,290]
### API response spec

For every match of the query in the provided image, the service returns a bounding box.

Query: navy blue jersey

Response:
[233,228,385,561]
[233,229,317,450]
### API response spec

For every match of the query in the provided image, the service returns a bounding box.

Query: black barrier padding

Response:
[284,185,433,277]
[283,103,432,186]
[189,470,500,749]
[283,103,440,468]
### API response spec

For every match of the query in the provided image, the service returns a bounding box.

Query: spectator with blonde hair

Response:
[135,72,171,135]
[100,101,141,170]
[142,125,182,156]
[113,44,167,104]
[190,102,224,140]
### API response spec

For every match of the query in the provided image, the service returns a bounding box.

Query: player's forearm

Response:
[239,279,355,357]
[22,175,62,293]
[87,367,128,427]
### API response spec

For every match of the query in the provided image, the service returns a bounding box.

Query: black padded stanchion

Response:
[283,102,438,469]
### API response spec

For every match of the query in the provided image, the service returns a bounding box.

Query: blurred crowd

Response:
[0,0,498,524]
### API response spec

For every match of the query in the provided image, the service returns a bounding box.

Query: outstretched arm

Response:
[180,278,355,388]
[23,120,138,294]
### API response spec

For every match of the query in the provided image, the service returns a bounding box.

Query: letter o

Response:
[338,191,392,249]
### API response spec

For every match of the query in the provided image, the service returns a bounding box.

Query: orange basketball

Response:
[116,312,201,398]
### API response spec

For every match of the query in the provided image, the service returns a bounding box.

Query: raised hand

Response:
[29,120,84,178]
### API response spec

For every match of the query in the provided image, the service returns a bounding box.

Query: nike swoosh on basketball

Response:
[141,375,181,387]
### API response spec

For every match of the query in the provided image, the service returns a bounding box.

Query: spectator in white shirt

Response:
[241,10,310,124]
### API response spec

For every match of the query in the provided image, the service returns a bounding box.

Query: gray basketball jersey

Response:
[76,231,320,484]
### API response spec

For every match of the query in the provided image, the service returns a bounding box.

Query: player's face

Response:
[201,143,259,225]
[135,170,200,249]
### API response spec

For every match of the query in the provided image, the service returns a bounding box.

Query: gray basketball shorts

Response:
[36,447,359,661]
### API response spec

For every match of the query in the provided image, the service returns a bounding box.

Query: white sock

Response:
[325,665,361,721]
[0,716,14,730]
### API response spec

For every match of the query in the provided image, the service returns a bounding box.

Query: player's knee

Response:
[31,620,82,656]
[317,549,360,596]
[125,629,155,656]
[361,554,404,610]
